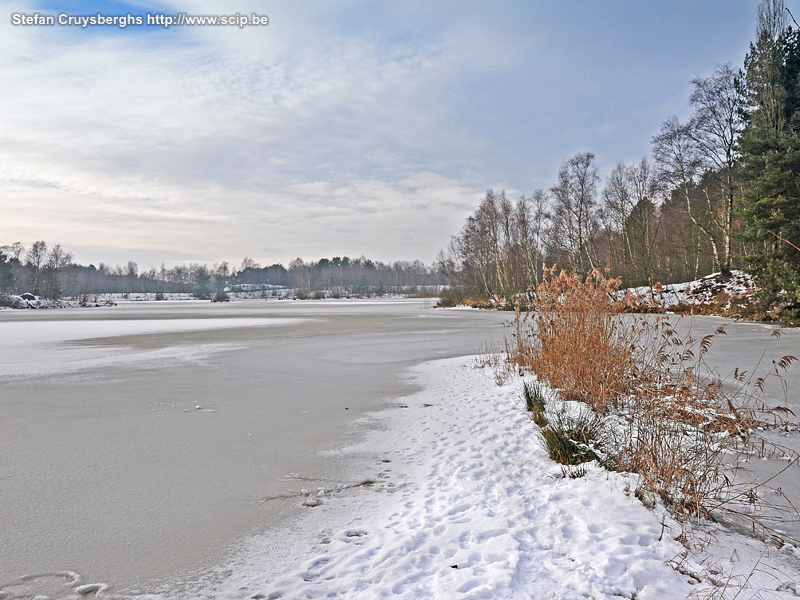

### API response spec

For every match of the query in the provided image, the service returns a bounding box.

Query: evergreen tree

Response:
[0,251,16,293]
[739,0,800,317]
[194,269,213,299]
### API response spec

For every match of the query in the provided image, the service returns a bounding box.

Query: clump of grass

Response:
[522,380,548,427]
[539,411,604,466]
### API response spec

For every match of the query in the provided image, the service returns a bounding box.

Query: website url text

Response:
[10,13,270,29]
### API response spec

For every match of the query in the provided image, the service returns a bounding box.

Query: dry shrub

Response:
[507,266,800,542]
[474,342,516,385]
[507,266,645,412]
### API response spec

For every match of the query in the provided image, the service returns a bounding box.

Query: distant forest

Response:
[442,0,800,320]
[0,241,441,300]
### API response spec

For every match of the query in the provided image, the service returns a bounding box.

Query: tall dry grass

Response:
[506,266,799,541]
[506,266,645,412]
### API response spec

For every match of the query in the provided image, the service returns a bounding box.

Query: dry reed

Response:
[506,266,800,544]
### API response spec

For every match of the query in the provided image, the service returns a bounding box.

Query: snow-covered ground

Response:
[629,270,757,312]
[0,292,73,309]
[111,356,797,600]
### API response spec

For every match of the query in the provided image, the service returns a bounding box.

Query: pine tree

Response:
[0,251,16,293]
[739,0,800,318]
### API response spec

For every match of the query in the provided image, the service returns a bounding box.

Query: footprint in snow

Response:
[301,557,332,582]
[343,528,369,543]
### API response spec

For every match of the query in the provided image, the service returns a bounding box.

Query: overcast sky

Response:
[0,0,768,268]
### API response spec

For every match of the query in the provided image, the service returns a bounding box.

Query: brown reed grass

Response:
[506,265,800,543]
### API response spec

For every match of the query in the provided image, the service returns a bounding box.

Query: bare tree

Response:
[288,257,311,291]
[602,159,663,286]
[41,244,74,299]
[446,188,551,303]
[0,242,25,261]
[688,64,746,272]
[653,117,725,275]
[513,190,548,289]
[25,240,48,295]
[550,152,600,272]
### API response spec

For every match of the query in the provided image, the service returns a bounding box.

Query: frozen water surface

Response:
[0,299,509,594]
[1,302,798,598]
[667,316,800,545]
[0,315,305,378]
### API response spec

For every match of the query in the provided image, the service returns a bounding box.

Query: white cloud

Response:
[1,0,489,266]
[0,0,764,267]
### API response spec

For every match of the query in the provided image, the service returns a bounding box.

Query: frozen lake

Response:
[668,316,800,543]
[0,299,509,594]
[0,301,797,597]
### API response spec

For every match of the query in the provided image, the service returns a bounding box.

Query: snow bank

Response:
[0,292,72,309]
[629,270,757,311]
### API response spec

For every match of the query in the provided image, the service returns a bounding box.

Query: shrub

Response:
[0,293,22,308]
[507,266,644,412]
[436,286,464,307]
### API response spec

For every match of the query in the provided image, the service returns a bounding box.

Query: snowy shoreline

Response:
[4,353,799,599]
[120,355,799,600]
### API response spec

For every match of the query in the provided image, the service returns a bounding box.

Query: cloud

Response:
[1,0,506,268]
[0,0,764,268]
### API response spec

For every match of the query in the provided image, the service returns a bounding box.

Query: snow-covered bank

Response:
[630,270,758,314]
[124,355,799,600]
[0,292,73,309]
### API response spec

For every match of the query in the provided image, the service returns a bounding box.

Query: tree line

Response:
[0,241,442,300]
[444,0,800,320]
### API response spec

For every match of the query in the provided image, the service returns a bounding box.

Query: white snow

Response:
[0,317,305,378]
[0,293,72,309]
[629,270,757,310]
[131,355,800,600]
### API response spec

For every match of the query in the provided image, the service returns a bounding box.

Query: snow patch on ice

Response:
[0,571,109,600]
[0,317,305,379]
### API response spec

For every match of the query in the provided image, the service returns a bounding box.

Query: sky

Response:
[0,0,771,268]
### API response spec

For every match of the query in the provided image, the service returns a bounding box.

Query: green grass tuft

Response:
[522,380,548,427]
[540,412,603,466]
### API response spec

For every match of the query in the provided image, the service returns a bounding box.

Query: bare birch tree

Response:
[550,152,600,273]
